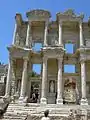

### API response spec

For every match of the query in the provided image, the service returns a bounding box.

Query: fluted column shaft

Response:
[41,57,47,104]
[81,61,86,98]
[19,58,28,100]
[44,21,48,46]
[59,21,63,45]
[80,60,88,105]
[12,23,17,44]
[57,58,63,104]
[5,57,12,97]
[79,22,84,47]
[26,22,32,47]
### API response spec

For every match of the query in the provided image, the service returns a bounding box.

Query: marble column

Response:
[79,22,84,47]
[10,59,16,102]
[57,58,63,104]
[44,20,48,46]
[19,57,28,101]
[40,57,47,104]
[27,61,32,98]
[80,60,88,105]
[26,21,32,47]
[12,23,17,44]
[58,21,63,46]
[5,57,12,97]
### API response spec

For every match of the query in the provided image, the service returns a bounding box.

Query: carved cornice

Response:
[26,9,51,18]
[56,9,84,21]
[7,45,32,52]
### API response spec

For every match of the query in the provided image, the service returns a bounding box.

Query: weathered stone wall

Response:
[15,22,27,47]
[0,83,5,96]
[48,59,57,75]
[83,23,90,46]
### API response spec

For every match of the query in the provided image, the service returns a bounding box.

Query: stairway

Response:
[1,103,40,120]
[1,103,90,120]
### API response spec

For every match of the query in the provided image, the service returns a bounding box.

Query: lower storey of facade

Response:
[4,56,90,105]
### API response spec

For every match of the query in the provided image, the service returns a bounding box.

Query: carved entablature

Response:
[42,47,65,58]
[26,9,51,21]
[7,45,30,58]
[56,9,84,22]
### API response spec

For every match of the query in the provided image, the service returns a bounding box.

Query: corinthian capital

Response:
[58,21,62,25]
[23,56,29,61]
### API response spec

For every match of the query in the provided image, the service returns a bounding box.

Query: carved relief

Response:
[27,9,51,18]
[48,35,58,46]
[64,77,77,103]
[15,23,27,47]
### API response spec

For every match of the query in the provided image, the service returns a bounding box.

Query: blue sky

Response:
[0,0,90,73]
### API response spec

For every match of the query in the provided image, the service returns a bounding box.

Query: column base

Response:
[80,98,88,105]
[11,96,15,103]
[3,95,10,103]
[40,98,47,104]
[58,44,64,48]
[19,96,24,103]
[56,98,63,105]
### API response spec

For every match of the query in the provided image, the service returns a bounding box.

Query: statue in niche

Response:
[49,80,55,93]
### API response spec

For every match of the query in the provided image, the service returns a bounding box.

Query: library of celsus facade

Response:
[5,9,90,105]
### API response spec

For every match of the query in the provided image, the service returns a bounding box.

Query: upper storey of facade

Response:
[11,9,90,53]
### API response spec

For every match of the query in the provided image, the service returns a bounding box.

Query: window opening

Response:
[64,64,75,73]
[65,43,74,54]
[32,42,42,52]
[32,64,41,76]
